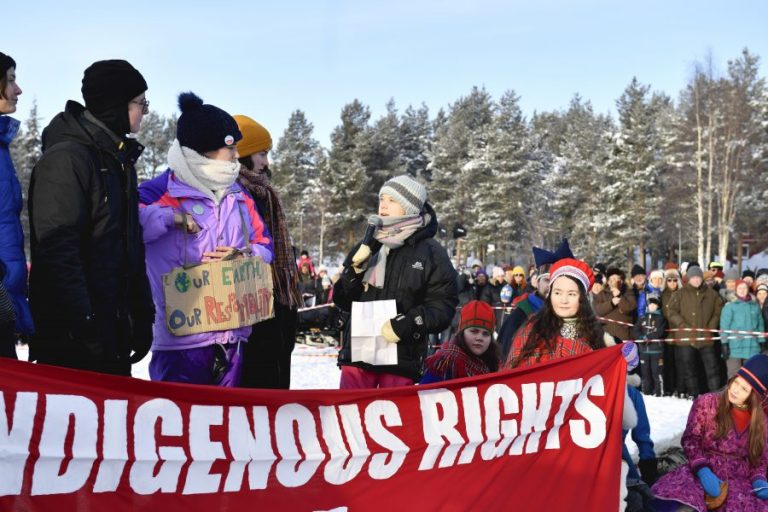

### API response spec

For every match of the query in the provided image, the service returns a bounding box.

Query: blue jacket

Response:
[0,116,33,334]
[721,298,765,359]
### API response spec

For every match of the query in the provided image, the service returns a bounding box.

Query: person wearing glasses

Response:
[28,60,154,375]
[0,52,34,359]
[138,93,272,387]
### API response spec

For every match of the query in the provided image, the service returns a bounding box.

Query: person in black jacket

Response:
[333,175,458,388]
[28,60,153,376]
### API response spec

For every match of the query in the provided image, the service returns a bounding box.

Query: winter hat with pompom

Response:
[176,92,241,154]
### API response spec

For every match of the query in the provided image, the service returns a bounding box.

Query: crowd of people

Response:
[4,52,768,511]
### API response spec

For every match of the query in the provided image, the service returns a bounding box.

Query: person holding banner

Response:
[651,354,768,511]
[333,174,458,388]
[505,257,606,369]
[138,92,272,387]
[29,60,153,375]
[420,300,500,384]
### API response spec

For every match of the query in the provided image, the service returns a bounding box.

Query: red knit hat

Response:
[459,300,496,332]
[549,258,595,293]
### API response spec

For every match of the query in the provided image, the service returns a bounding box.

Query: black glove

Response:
[129,309,154,364]
[70,313,106,361]
[638,457,658,486]
[760,342,766,354]
[721,343,730,360]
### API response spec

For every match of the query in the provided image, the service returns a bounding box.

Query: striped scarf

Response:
[238,168,303,309]
[423,337,492,380]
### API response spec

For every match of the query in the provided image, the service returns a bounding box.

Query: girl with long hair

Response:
[506,258,605,369]
[652,354,768,511]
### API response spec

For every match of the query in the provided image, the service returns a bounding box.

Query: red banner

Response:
[0,346,626,511]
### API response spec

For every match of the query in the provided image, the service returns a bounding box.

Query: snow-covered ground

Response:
[16,342,689,461]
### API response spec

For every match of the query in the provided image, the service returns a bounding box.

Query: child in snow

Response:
[420,300,500,384]
[631,293,667,396]
[651,354,768,511]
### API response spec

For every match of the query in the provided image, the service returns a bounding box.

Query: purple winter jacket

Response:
[139,172,273,351]
[652,392,768,511]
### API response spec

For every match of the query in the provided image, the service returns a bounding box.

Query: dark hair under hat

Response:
[737,354,768,397]
[0,52,16,79]
[176,92,242,154]
[606,267,625,281]
[631,264,646,278]
[81,60,147,115]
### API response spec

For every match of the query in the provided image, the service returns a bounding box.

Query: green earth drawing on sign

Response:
[175,272,191,293]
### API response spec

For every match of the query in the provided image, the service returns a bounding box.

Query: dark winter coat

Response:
[652,393,768,511]
[631,311,666,355]
[593,287,637,341]
[28,101,153,374]
[665,283,723,348]
[333,203,458,381]
[0,115,33,335]
[471,282,495,305]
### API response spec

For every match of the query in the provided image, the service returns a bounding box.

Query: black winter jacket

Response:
[333,203,458,381]
[28,101,153,374]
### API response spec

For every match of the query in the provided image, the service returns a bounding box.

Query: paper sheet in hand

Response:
[350,300,398,365]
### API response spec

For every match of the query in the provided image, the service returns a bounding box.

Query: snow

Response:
[744,249,768,271]
[16,342,689,460]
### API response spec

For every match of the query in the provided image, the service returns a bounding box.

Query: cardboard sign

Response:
[162,256,274,335]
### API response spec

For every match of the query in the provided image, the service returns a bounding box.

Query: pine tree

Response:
[325,100,372,254]
[399,103,432,180]
[271,110,321,255]
[603,77,666,266]
[430,86,495,262]
[136,111,176,181]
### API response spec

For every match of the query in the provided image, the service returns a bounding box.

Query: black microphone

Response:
[361,215,383,247]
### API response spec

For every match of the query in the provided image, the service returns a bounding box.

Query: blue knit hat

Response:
[176,92,242,154]
[737,354,768,396]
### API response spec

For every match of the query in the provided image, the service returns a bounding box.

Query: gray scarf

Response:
[364,213,430,289]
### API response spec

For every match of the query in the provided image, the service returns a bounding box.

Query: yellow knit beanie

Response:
[233,115,272,157]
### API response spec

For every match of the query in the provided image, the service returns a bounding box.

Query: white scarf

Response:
[363,213,430,289]
[167,139,240,204]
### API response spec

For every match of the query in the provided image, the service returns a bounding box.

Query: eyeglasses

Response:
[513,274,524,277]
[666,278,677,282]
[131,98,150,114]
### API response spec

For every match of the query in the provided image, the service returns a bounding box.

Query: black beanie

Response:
[176,92,242,154]
[631,264,646,278]
[81,60,147,115]
[0,52,16,79]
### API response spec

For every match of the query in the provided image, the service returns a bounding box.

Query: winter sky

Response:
[5,0,768,145]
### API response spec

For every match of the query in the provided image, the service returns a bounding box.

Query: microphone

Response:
[362,215,383,247]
